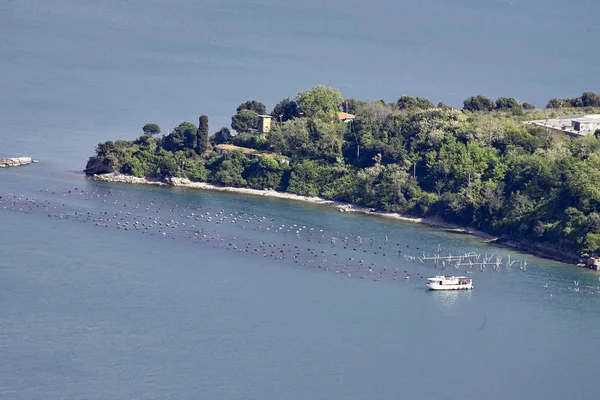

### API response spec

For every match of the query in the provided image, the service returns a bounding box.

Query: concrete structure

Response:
[215,144,257,156]
[572,119,597,133]
[525,114,600,137]
[586,257,600,271]
[258,115,272,133]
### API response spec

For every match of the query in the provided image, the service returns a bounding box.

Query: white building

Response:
[525,114,600,136]
[571,117,600,133]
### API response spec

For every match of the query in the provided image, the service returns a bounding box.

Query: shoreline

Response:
[91,173,495,236]
[91,173,582,266]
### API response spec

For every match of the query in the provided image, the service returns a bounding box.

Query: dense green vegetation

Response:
[86,88,600,259]
[546,91,600,109]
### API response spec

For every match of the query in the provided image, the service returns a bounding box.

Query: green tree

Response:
[286,160,328,197]
[546,98,569,108]
[437,102,453,110]
[267,118,309,156]
[463,95,496,111]
[341,98,359,114]
[271,98,300,122]
[344,101,395,164]
[142,123,161,136]
[96,141,116,157]
[162,122,198,152]
[121,156,148,178]
[237,100,266,115]
[522,102,536,110]
[212,127,232,144]
[155,148,181,178]
[563,154,600,212]
[580,91,600,107]
[570,97,584,107]
[583,231,600,254]
[464,114,506,147]
[197,115,209,154]
[374,163,412,211]
[295,85,344,120]
[495,97,521,110]
[396,95,434,111]
[231,109,260,132]
[209,150,248,186]
[232,133,269,150]
[304,118,345,162]
[243,156,287,189]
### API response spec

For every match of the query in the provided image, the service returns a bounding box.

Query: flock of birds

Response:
[1,186,600,297]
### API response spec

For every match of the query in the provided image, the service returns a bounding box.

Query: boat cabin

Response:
[426,275,473,290]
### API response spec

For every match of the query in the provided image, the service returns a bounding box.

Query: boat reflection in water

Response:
[430,289,473,310]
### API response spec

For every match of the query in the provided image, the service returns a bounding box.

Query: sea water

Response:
[1,1,600,399]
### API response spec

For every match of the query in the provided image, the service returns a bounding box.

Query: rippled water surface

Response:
[1,1,600,399]
[2,172,600,400]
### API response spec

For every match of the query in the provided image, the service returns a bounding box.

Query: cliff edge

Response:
[84,156,117,175]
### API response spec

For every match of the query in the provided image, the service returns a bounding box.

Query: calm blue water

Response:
[1,1,600,399]
[1,0,599,165]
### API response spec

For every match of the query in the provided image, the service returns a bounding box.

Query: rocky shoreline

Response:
[91,173,497,235]
[91,172,584,266]
[0,157,37,168]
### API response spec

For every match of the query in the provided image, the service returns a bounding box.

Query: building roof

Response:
[524,113,600,136]
[215,144,256,155]
[337,111,356,121]
[215,144,287,160]
[258,152,279,158]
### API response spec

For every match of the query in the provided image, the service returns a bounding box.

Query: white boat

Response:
[426,275,473,290]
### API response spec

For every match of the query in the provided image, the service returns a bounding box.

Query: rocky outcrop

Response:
[0,157,36,168]
[91,172,167,186]
[84,156,117,175]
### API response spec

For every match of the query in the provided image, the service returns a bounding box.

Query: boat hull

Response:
[427,285,473,290]
[426,283,473,290]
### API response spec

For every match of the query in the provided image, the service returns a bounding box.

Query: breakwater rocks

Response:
[0,157,37,168]
[92,173,168,186]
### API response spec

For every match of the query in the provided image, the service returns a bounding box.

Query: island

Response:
[85,86,600,266]
[0,157,36,168]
